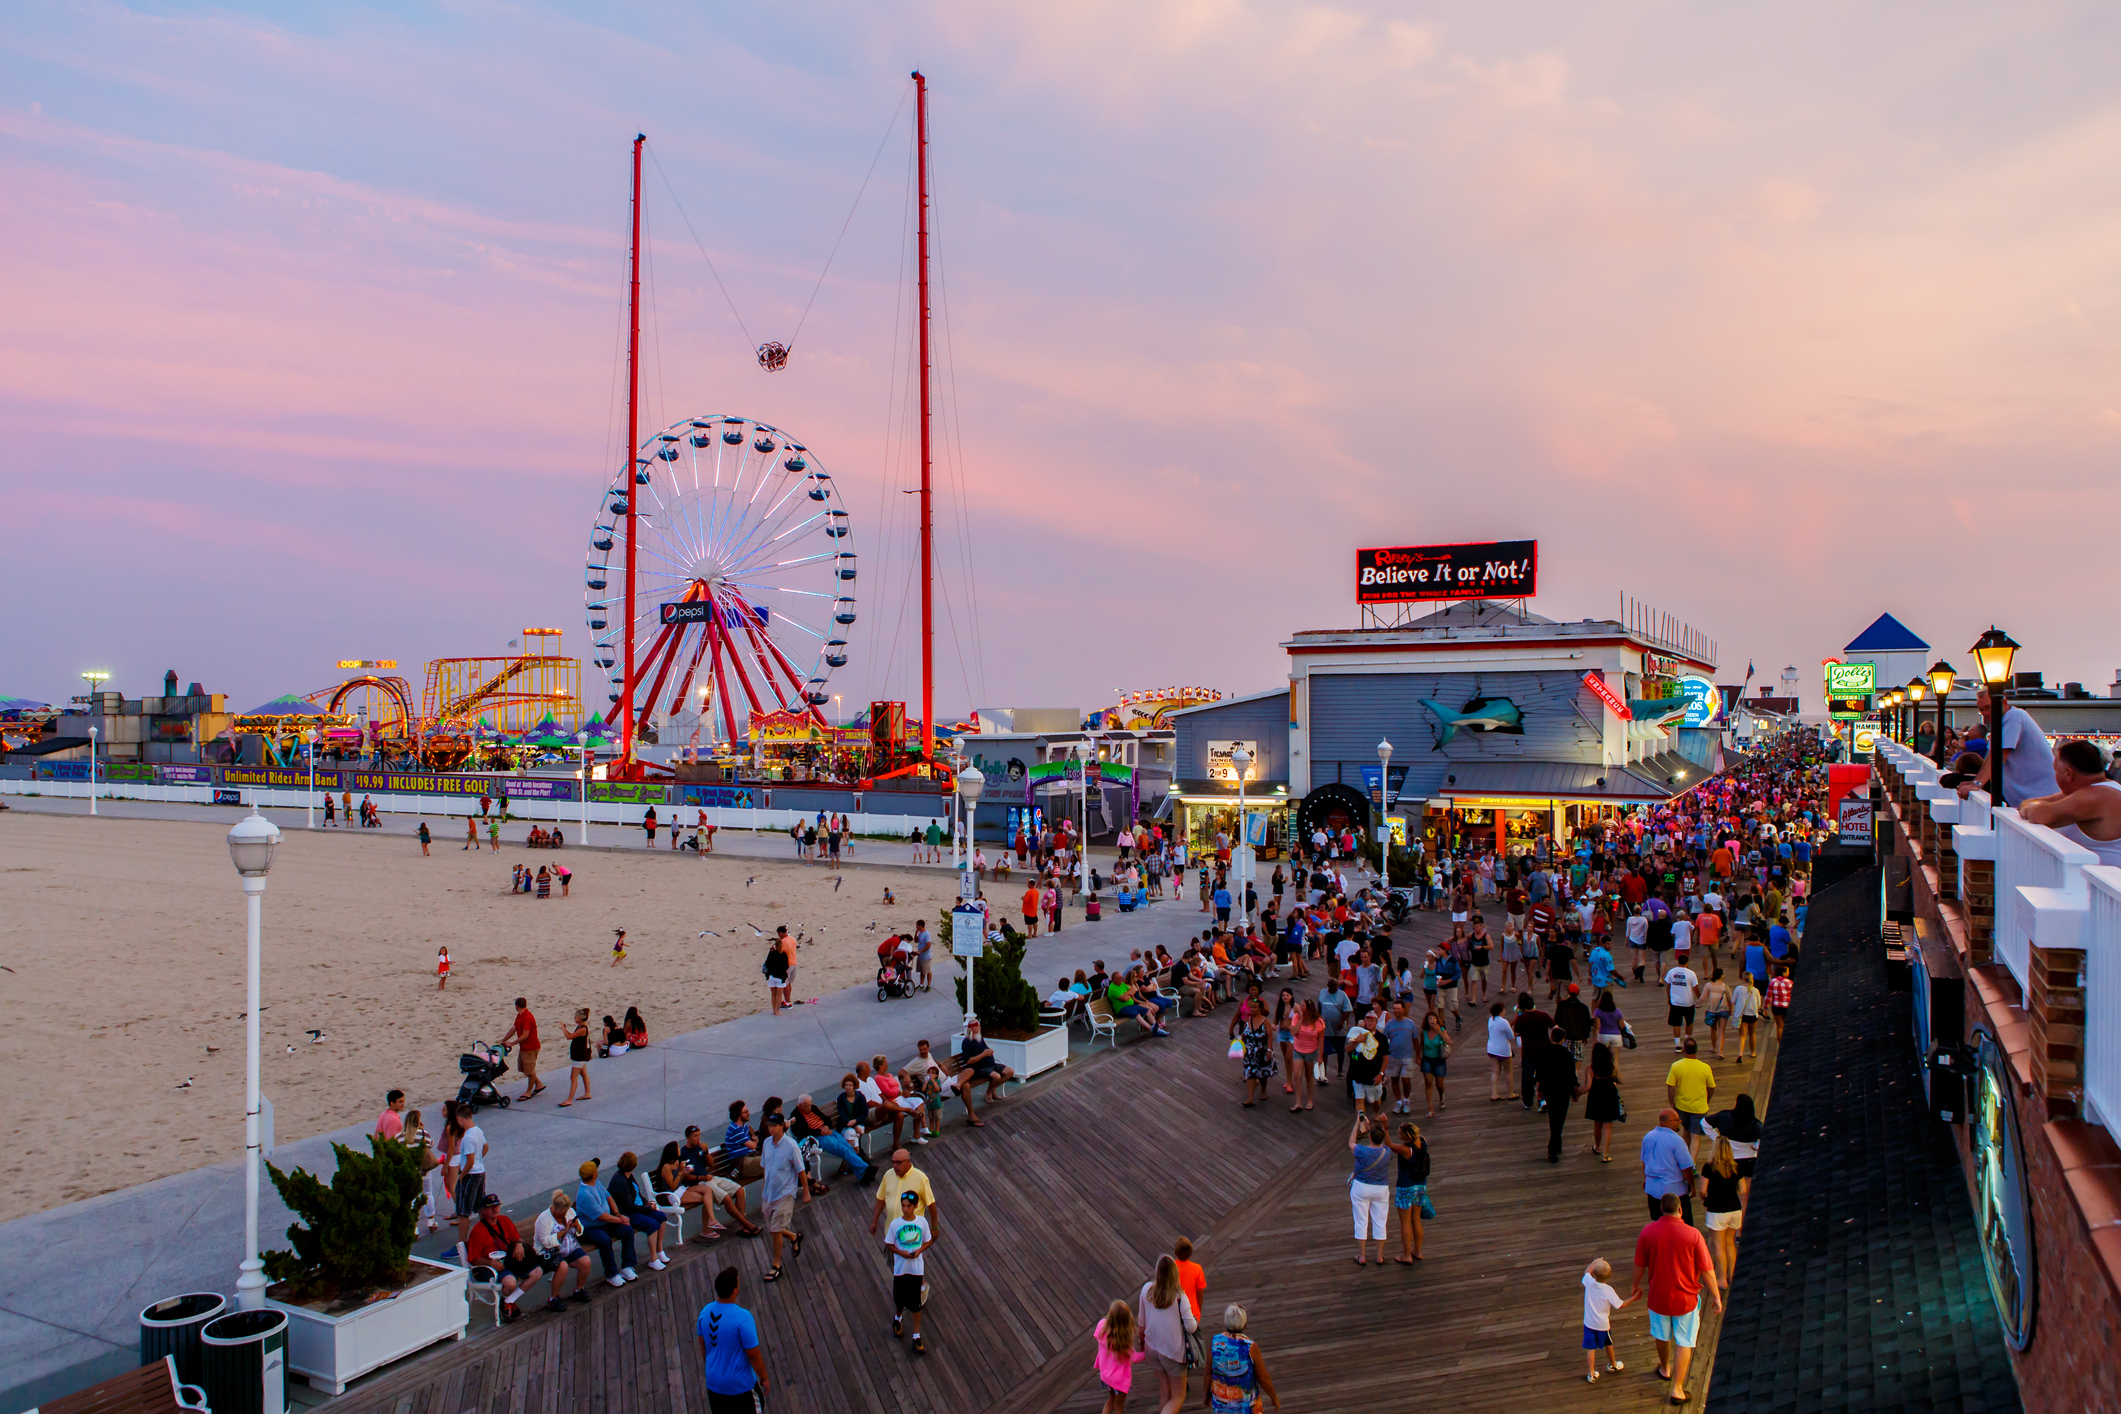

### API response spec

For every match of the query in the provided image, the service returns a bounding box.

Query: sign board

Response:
[1642,651,1685,679]
[336,660,397,669]
[1583,671,1633,720]
[1838,796,1875,846]
[1356,539,1537,603]
[1853,723,1880,756]
[1206,740,1261,783]
[213,788,243,806]
[1244,811,1269,847]
[1826,662,1877,695]
[958,867,977,901]
[1383,816,1407,846]
[1677,674,1722,728]
[1827,695,1872,720]
[660,601,712,625]
[950,904,987,956]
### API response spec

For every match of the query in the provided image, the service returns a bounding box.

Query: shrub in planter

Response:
[945,915,1042,1039]
[262,1135,424,1303]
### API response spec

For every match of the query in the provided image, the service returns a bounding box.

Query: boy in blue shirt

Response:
[698,1266,768,1409]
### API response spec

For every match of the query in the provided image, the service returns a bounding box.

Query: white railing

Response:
[1995,808,2095,991]
[2087,868,2121,1131]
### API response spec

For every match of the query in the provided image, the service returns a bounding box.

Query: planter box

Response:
[268,1256,468,1395]
[956,1024,1070,1079]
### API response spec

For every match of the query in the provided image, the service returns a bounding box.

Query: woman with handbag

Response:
[1136,1255,1199,1414]
[1288,1000,1323,1112]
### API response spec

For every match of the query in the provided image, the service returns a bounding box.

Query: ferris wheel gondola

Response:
[586,415,853,749]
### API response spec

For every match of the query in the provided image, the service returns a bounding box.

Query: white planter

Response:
[269,1256,468,1395]
[956,1024,1070,1079]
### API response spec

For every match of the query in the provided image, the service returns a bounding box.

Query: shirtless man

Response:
[2020,740,2121,867]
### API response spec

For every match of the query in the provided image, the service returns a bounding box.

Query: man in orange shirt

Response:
[1694,909,1722,963]
[1021,883,1041,937]
[1171,1236,1206,1321]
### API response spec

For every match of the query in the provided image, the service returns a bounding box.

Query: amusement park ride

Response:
[589,74,952,789]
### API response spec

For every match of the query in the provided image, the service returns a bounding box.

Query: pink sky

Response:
[5,2,2118,717]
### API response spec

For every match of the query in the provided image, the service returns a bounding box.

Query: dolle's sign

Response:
[1357,540,1537,603]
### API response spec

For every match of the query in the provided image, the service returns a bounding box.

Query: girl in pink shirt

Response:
[1092,1300,1144,1410]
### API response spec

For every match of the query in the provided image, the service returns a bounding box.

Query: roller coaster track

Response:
[428,656,541,724]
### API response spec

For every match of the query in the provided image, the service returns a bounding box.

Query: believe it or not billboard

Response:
[1356,540,1537,603]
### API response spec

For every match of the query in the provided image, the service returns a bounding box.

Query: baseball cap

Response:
[1567,983,1580,993]
[478,1193,501,1208]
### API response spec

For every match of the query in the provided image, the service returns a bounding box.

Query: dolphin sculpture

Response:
[1421,695,1524,747]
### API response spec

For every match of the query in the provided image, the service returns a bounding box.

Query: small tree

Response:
[262,1135,424,1301]
[943,911,1043,1036]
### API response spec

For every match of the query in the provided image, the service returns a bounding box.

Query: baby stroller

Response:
[455,1041,512,1113]
[875,936,916,1002]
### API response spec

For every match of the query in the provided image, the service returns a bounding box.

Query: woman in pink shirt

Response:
[1290,1000,1325,1112]
[1092,1299,1144,1412]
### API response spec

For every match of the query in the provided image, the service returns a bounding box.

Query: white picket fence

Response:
[0,777,936,839]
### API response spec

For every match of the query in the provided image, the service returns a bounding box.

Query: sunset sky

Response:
[6,2,2118,718]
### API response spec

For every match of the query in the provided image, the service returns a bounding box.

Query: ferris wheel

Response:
[585,414,855,749]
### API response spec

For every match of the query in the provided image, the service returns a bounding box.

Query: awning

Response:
[1439,760,1679,803]
[1619,751,1704,796]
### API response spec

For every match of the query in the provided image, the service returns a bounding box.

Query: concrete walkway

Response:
[0,826,1218,1409]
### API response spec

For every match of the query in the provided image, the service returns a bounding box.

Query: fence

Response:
[2088,868,2121,1132]
[1994,810,2095,991]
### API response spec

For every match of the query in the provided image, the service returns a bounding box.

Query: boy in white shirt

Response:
[1581,1256,1635,1382]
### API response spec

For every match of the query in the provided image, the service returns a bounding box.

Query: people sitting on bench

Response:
[673,1129,762,1236]
[789,1093,877,1185]
[952,1020,1016,1125]
[856,1058,928,1147]
[1107,970,1169,1037]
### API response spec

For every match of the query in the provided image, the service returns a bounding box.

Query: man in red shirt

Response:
[1632,1193,1723,1402]
[502,998,543,1102]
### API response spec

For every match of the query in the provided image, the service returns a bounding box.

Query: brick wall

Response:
[1900,811,2121,1412]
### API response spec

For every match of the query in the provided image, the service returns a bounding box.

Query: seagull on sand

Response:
[696,929,721,938]
[174,1078,194,1089]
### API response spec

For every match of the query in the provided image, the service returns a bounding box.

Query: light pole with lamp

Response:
[575,731,592,845]
[1905,678,1927,753]
[1231,744,1252,931]
[227,808,283,1309]
[81,668,110,815]
[303,728,318,829]
[1375,738,1392,894]
[955,764,985,1031]
[1077,739,1096,898]
[1927,661,1957,763]
[87,725,98,816]
[1969,628,2019,805]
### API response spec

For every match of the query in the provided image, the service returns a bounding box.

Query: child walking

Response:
[1091,1299,1144,1413]
[1581,1256,1635,1383]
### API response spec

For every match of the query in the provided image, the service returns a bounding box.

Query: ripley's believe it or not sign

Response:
[1356,540,1538,603]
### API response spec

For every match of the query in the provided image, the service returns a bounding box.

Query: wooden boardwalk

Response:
[328,914,1779,1414]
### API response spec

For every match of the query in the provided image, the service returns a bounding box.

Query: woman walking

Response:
[1232,996,1275,1107]
[1591,989,1626,1076]
[1703,1137,1745,1285]
[1418,1009,1452,1116]
[1389,1121,1431,1263]
[1348,1118,1394,1266]
[1208,1305,1279,1413]
[560,1008,592,1106]
[1136,1256,1199,1414]
[1289,999,1323,1112]
[1500,921,1525,994]
[1485,1000,1517,1101]
[1699,966,1734,1061]
[1581,1041,1622,1161]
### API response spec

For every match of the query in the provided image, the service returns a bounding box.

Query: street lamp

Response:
[1231,744,1252,930]
[227,807,283,1310]
[87,724,98,816]
[955,762,986,1029]
[1928,660,1957,761]
[1969,627,2020,804]
[575,731,593,844]
[1905,678,1926,752]
[1376,738,1393,895]
[1076,739,1096,898]
[303,728,318,829]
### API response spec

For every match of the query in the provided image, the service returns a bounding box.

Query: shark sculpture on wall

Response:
[1421,695,1525,748]
[1625,696,1690,742]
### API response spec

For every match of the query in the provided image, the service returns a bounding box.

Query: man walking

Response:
[1632,1192,1723,1404]
[759,1113,806,1283]
[502,997,544,1102]
[1666,1038,1716,1157]
[1640,1109,1699,1226]
[883,1188,933,1356]
[1535,1025,1580,1162]
[870,1149,939,1239]
[698,1266,769,1413]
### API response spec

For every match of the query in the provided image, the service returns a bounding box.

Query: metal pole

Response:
[582,748,593,845]
[307,738,315,829]
[621,133,644,770]
[1990,691,2007,807]
[237,876,267,1308]
[1237,770,1247,930]
[88,727,97,815]
[913,71,935,767]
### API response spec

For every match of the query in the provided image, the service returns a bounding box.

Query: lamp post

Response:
[1905,678,1926,754]
[576,731,592,844]
[1970,627,2020,805]
[227,808,283,1310]
[1231,744,1252,930]
[1376,738,1393,894]
[1076,739,1096,898]
[956,763,984,1030]
[303,728,318,829]
[87,725,98,816]
[1928,660,1957,763]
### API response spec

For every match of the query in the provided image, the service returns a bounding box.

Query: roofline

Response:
[1284,637,1717,673]
[1168,687,1290,718]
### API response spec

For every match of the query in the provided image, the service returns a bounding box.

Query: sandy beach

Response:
[0,812,999,1225]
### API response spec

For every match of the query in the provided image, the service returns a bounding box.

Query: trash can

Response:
[201,1308,289,1414]
[139,1292,227,1390]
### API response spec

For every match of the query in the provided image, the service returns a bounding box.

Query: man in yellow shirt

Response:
[869,1149,939,1237]
[1665,1039,1717,1160]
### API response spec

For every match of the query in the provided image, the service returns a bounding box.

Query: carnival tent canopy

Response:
[0,696,53,714]
[242,694,325,717]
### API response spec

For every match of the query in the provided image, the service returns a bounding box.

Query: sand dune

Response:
[0,813,975,1224]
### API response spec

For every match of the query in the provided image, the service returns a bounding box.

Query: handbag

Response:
[1228,1038,1245,1060]
[1615,1094,1628,1121]
[1418,1190,1437,1220]
[1621,1025,1638,1050]
[1185,1324,1207,1369]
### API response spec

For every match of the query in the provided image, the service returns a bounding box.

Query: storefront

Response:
[1172,790,1293,858]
